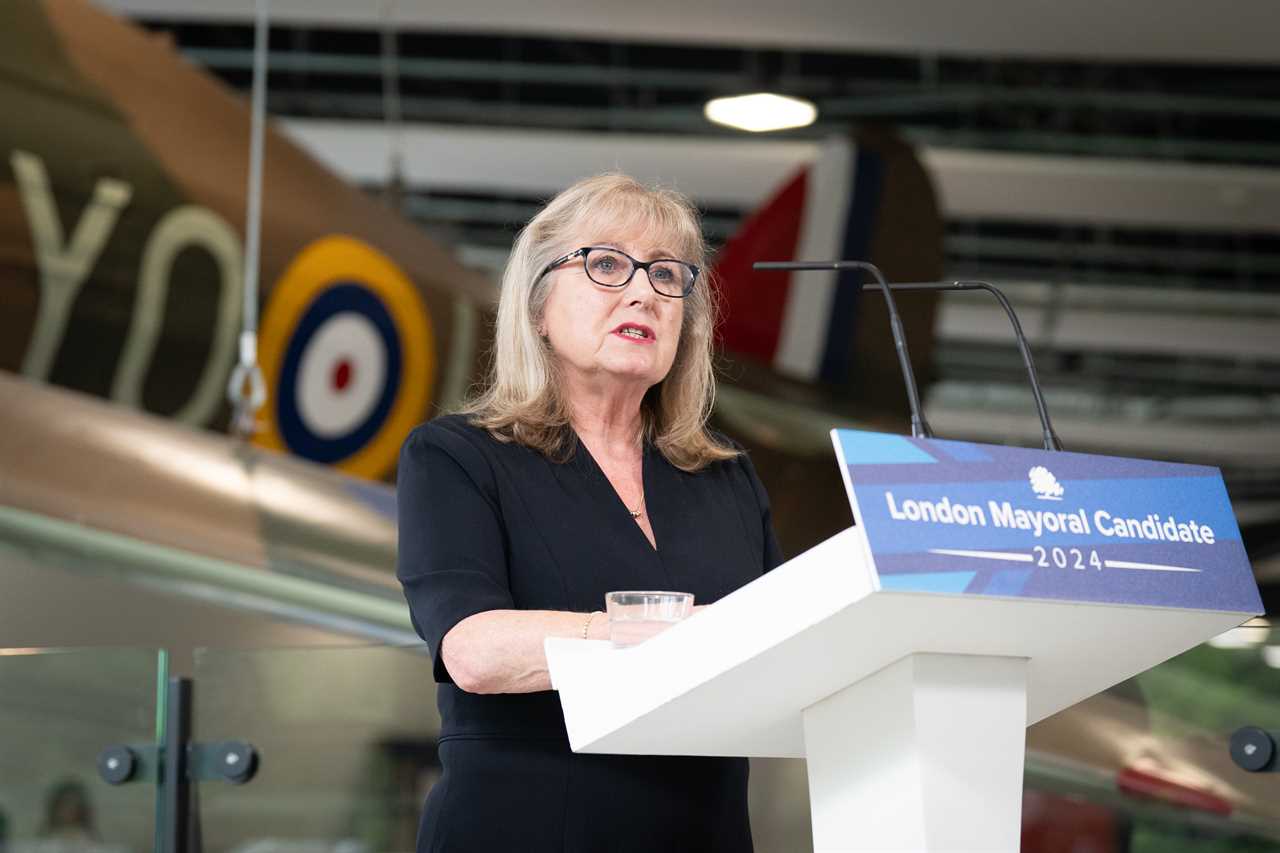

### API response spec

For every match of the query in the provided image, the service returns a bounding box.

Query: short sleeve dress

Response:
[395,414,784,853]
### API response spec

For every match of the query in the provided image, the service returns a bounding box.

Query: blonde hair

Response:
[461,173,737,471]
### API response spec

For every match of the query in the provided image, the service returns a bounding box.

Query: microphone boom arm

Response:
[754,260,933,440]
[752,261,1062,451]
[866,281,1062,451]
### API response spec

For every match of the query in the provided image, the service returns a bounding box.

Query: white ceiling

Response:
[283,119,1280,234]
[101,0,1280,65]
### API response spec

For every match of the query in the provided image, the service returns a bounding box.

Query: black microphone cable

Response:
[863,280,1063,452]
[753,260,933,441]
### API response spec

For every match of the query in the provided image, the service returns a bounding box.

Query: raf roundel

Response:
[255,235,435,479]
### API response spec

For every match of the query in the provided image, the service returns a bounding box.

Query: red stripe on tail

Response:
[714,168,807,363]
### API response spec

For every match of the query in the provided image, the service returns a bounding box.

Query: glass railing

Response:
[1125,618,1280,852]
[1,633,1276,853]
[0,647,166,853]
[1024,617,1280,853]
[191,644,441,853]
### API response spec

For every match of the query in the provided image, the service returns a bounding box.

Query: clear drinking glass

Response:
[605,590,694,647]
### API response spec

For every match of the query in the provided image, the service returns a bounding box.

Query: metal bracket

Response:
[190,739,260,784]
[97,743,156,785]
[98,740,260,785]
[95,678,262,853]
[1231,726,1278,772]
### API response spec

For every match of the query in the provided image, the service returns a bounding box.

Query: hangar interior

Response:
[1,1,1277,851]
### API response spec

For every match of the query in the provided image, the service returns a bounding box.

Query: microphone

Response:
[863,280,1063,452]
[753,260,933,441]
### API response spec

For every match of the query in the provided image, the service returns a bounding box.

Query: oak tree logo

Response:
[1029,466,1064,500]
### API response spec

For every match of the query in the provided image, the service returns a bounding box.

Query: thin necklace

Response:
[628,495,645,518]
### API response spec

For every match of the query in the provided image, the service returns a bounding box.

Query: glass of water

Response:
[605,590,694,647]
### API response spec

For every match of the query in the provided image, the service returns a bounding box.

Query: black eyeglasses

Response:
[539,246,699,298]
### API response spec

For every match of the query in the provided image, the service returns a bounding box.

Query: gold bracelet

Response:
[582,610,602,640]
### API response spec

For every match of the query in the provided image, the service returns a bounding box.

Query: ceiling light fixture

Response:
[704,92,818,133]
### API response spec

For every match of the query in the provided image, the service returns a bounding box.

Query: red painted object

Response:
[1116,766,1232,816]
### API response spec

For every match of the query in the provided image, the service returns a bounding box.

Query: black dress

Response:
[395,414,784,853]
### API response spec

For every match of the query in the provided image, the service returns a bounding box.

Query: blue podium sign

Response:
[832,430,1262,613]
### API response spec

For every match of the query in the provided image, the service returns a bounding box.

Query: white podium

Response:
[546,432,1261,852]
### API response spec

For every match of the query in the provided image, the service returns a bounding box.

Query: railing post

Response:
[161,676,193,853]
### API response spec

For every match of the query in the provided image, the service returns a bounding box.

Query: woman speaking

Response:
[396,173,783,852]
